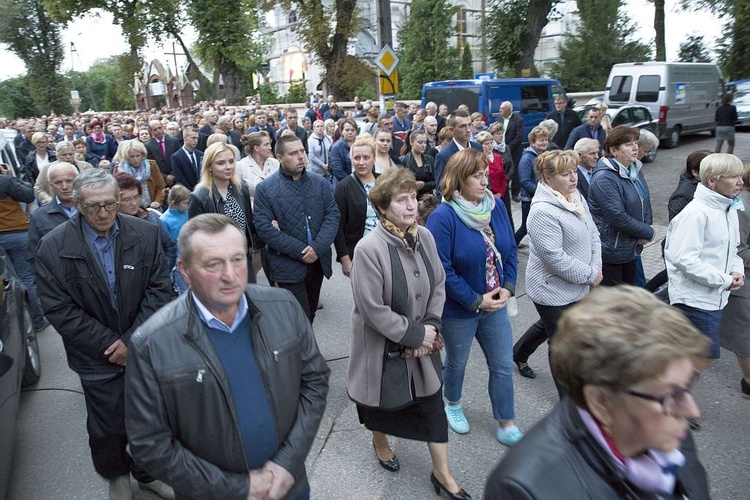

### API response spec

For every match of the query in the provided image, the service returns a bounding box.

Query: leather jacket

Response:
[125,285,330,500]
[484,397,710,500]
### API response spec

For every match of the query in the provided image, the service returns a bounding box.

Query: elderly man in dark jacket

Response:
[35,168,173,500]
[125,214,330,500]
[254,135,340,323]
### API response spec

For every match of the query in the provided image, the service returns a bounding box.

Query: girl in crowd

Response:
[374,128,398,174]
[399,129,435,199]
[236,131,279,198]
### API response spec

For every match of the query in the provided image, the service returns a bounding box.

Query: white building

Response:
[262,0,578,95]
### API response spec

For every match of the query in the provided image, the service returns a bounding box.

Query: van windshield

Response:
[424,87,480,113]
[610,76,632,102]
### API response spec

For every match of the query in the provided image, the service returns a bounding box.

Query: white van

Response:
[604,62,723,148]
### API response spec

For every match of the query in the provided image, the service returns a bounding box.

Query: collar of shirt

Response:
[192,292,249,334]
[82,217,119,247]
[56,195,78,218]
[577,165,592,182]
[453,138,467,151]
[183,146,195,155]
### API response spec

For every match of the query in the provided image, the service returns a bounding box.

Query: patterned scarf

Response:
[380,217,419,251]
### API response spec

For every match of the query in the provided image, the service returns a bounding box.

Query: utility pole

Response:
[377,0,392,49]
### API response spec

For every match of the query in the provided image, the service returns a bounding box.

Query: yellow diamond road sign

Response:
[376,45,399,76]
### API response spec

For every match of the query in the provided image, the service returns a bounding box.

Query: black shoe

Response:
[514,361,536,379]
[741,377,750,396]
[34,318,50,332]
[430,473,471,499]
[688,418,701,431]
[373,441,399,472]
[512,195,521,203]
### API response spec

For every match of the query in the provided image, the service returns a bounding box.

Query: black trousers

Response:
[513,319,547,364]
[514,201,531,245]
[277,260,324,324]
[534,302,577,399]
[601,259,637,286]
[501,189,514,230]
[80,372,152,482]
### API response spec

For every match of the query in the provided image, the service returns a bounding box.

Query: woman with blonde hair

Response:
[374,128,398,174]
[188,142,260,282]
[112,139,166,209]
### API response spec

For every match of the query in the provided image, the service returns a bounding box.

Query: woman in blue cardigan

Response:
[426,149,522,447]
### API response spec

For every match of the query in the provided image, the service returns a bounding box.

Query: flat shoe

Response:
[372,441,399,472]
[515,361,536,379]
[741,377,750,396]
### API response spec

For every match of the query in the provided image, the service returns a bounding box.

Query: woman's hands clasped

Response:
[479,288,510,312]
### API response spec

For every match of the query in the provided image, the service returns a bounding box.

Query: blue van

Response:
[420,78,568,138]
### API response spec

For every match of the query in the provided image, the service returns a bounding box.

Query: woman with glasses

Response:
[485,286,710,500]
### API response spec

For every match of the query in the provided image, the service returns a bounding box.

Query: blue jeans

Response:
[0,230,45,326]
[442,308,516,422]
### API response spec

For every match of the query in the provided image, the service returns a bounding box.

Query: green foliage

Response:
[258,82,280,105]
[286,81,308,103]
[188,0,264,104]
[483,0,561,76]
[396,0,458,99]
[678,35,713,63]
[459,41,474,79]
[321,56,378,101]
[0,76,39,118]
[353,82,378,102]
[549,0,652,92]
[0,0,70,114]
[269,0,359,100]
[715,2,750,81]
[68,55,136,111]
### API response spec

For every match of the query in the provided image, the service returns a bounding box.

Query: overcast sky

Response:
[0,0,724,83]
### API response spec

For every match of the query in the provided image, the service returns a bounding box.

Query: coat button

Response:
[416,294,422,300]
[415,315,421,321]
[414,271,420,277]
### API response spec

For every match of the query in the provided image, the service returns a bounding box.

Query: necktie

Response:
[159,139,166,159]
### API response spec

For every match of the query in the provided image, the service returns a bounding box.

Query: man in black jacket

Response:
[145,120,180,186]
[35,169,173,500]
[545,95,582,147]
[125,214,330,500]
[500,101,525,200]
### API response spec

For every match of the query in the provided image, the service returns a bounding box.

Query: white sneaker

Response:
[139,479,176,499]
[109,475,133,500]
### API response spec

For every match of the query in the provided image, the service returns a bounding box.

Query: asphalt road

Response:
[7,130,750,499]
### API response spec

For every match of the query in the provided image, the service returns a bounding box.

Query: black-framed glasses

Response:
[82,201,119,215]
[624,370,700,416]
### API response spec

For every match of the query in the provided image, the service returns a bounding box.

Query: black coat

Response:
[577,168,592,201]
[23,150,56,185]
[485,397,710,500]
[171,148,204,191]
[399,152,435,197]
[27,195,73,271]
[545,108,582,146]
[188,182,260,251]
[146,135,181,178]
[35,213,171,375]
[503,113,525,168]
[333,172,379,261]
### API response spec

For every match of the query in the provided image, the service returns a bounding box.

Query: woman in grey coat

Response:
[523,150,602,394]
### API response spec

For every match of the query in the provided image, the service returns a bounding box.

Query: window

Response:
[612,109,631,127]
[631,107,649,123]
[636,75,660,102]
[520,86,549,115]
[424,87,479,114]
[609,76,632,102]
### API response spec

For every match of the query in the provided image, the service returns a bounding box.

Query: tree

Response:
[0,76,39,118]
[286,81,308,103]
[188,0,264,105]
[396,0,458,99]
[649,0,666,61]
[549,0,651,92]
[258,82,280,105]
[0,0,70,114]
[678,35,712,62]
[69,55,135,111]
[679,0,750,81]
[266,0,360,100]
[483,0,562,76]
[459,41,475,79]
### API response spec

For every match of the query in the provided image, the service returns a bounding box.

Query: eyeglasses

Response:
[624,370,700,416]
[120,194,140,204]
[82,201,119,215]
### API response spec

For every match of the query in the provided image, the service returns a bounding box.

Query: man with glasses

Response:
[35,168,174,500]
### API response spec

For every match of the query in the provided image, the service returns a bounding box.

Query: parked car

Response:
[725,79,750,127]
[574,104,659,163]
[604,62,723,148]
[0,245,42,498]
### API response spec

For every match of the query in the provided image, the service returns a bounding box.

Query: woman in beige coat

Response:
[347,168,470,499]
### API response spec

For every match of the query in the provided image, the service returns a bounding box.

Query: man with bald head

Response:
[424,115,439,150]
[145,119,180,185]
[27,162,79,270]
[499,101,524,201]
[425,101,446,133]
[217,115,243,155]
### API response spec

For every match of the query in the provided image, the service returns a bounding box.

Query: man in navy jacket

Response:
[171,127,203,191]
[565,108,607,153]
[434,110,482,197]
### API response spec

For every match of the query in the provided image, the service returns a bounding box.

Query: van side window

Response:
[520,86,549,114]
[636,75,660,102]
[610,76,632,102]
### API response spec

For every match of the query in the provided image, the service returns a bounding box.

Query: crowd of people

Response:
[0,92,747,500]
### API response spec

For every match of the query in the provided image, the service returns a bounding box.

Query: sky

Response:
[0,0,725,83]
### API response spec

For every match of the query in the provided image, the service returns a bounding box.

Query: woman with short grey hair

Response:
[538,119,560,150]
[486,286,711,499]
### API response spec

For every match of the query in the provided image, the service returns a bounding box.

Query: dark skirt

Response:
[356,390,448,443]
